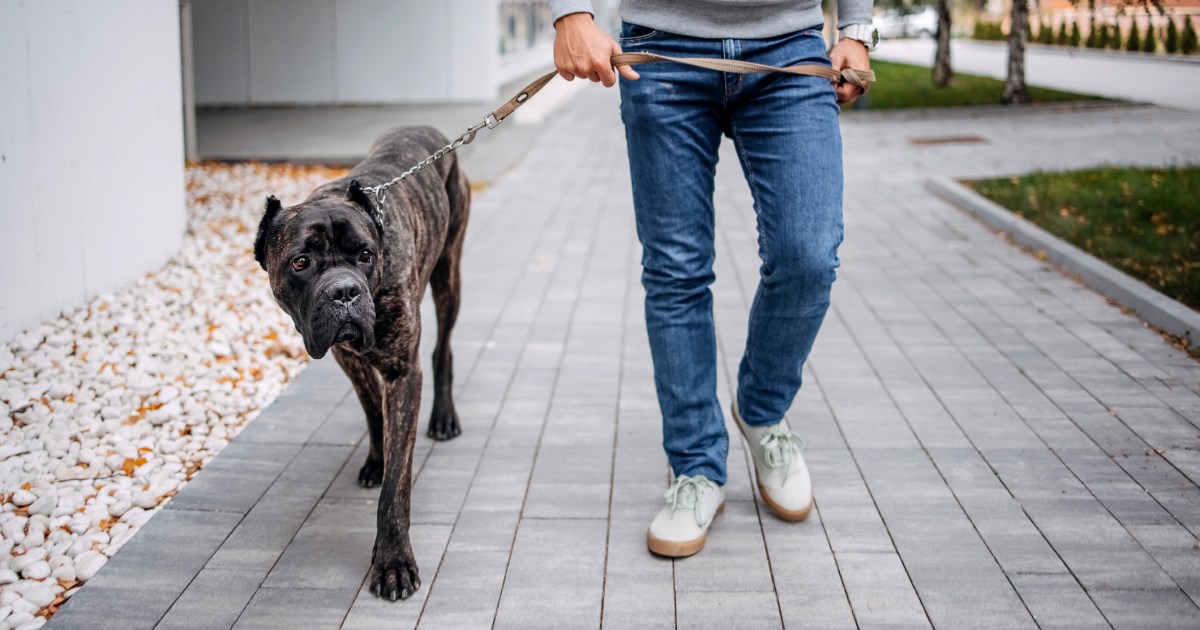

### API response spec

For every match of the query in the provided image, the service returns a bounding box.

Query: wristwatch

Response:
[839,24,879,52]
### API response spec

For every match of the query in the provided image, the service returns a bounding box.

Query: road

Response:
[873,38,1200,111]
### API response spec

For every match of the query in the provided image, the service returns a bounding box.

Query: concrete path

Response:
[51,88,1200,629]
[873,39,1200,112]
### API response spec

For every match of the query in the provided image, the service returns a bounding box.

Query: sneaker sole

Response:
[731,403,814,523]
[757,480,813,522]
[646,502,725,558]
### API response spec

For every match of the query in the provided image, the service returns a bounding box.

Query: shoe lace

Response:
[760,428,805,482]
[664,475,715,527]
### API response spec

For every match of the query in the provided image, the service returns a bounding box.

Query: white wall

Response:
[193,0,501,105]
[0,0,186,343]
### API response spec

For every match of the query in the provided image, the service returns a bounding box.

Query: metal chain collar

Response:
[359,113,502,225]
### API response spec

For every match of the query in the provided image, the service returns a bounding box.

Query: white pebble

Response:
[73,551,106,581]
[27,493,55,516]
[0,569,17,585]
[50,564,75,583]
[132,492,158,510]
[22,585,58,609]
[107,499,132,518]
[10,597,37,615]
[9,553,40,574]
[19,560,49,580]
[10,491,35,508]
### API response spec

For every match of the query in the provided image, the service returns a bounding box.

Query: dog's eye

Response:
[359,249,373,264]
[291,256,309,272]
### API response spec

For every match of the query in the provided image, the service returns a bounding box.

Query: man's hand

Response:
[553,12,639,87]
[829,38,871,105]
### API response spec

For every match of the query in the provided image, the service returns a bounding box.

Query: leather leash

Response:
[361,53,875,214]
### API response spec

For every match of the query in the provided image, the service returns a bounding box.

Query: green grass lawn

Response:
[968,167,1200,309]
[856,60,1101,110]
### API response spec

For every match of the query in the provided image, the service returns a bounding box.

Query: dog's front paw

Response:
[426,406,461,441]
[358,455,384,488]
[370,537,421,601]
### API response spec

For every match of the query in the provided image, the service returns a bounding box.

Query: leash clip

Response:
[485,113,502,129]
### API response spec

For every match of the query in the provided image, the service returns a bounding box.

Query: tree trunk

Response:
[933,0,953,86]
[1003,0,1031,104]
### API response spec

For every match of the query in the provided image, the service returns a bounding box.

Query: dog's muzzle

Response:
[302,273,376,358]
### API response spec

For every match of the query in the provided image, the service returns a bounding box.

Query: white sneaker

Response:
[732,402,813,522]
[646,474,725,557]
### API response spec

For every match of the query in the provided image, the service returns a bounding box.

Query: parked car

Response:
[875,7,939,39]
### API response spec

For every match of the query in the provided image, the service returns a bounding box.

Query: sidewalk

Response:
[50,87,1200,628]
[873,38,1200,111]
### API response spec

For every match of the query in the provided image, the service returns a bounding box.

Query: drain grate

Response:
[907,135,988,146]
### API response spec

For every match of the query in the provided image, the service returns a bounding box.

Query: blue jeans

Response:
[618,22,843,486]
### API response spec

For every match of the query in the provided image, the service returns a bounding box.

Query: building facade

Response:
[192,0,608,106]
[0,0,187,342]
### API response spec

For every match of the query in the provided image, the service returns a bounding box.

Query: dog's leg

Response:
[333,348,385,487]
[426,246,463,441]
[372,364,422,600]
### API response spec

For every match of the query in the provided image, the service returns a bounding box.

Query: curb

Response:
[927,176,1200,347]
[841,100,1145,121]
[959,39,1200,66]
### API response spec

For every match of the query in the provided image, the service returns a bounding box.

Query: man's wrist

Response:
[837,37,870,54]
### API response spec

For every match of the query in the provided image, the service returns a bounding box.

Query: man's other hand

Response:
[829,38,871,105]
[553,12,640,87]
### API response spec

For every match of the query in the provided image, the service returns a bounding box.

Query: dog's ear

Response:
[347,180,384,238]
[254,196,282,270]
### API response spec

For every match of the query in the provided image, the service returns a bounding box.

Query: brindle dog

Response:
[254,127,469,601]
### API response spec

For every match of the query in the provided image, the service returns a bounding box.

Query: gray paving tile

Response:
[158,568,264,630]
[673,500,774,593]
[165,442,301,514]
[601,518,675,630]
[836,552,931,629]
[493,518,607,629]
[262,498,376,591]
[675,591,782,629]
[82,508,241,589]
[522,446,613,519]
[415,550,509,630]
[762,508,857,629]
[1007,573,1109,629]
[1090,588,1200,630]
[807,449,898,555]
[409,445,484,524]
[234,586,359,630]
[49,585,174,630]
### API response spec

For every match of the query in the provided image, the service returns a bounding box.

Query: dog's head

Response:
[254,180,385,359]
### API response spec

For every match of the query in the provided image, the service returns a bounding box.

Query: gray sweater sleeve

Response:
[550,0,594,24]
[837,0,874,28]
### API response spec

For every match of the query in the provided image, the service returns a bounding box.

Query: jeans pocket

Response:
[619,22,660,45]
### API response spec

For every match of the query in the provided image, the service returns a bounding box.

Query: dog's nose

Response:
[327,281,362,306]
